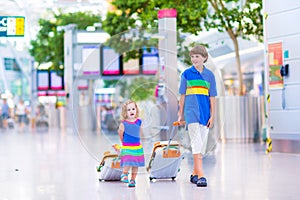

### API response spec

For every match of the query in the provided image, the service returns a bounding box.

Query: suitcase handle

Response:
[98,153,119,167]
[147,121,185,172]
[165,121,185,152]
[173,121,186,126]
[146,143,180,171]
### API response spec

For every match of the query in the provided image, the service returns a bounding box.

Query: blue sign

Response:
[0,16,25,37]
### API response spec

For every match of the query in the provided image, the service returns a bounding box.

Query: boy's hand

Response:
[177,113,184,122]
[207,117,214,128]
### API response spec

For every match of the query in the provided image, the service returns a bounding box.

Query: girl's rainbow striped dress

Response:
[120,119,145,167]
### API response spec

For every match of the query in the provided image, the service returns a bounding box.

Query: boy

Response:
[178,45,217,187]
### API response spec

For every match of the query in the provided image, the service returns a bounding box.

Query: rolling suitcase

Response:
[147,121,185,181]
[97,151,122,181]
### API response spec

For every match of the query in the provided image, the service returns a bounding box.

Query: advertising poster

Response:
[268,42,283,88]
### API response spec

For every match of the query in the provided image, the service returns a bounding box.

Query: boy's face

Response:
[126,102,137,120]
[191,54,206,67]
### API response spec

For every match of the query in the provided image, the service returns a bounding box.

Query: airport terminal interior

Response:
[1,0,300,199]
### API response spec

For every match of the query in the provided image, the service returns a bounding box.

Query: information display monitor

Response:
[142,47,159,75]
[37,70,49,90]
[101,46,121,75]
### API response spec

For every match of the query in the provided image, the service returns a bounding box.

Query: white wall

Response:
[265,0,300,138]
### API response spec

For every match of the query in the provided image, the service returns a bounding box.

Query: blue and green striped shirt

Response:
[179,66,217,125]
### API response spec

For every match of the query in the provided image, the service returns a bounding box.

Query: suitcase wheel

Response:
[149,177,155,181]
[171,177,176,181]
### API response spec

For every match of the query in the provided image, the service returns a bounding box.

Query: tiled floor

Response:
[1,126,300,200]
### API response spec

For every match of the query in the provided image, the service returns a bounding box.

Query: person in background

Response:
[15,99,27,130]
[1,99,10,129]
[177,45,217,187]
[118,100,145,187]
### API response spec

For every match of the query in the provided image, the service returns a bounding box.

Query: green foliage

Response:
[102,0,208,63]
[103,77,157,102]
[205,0,263,42]
[127,77,157,102]
[103,80,119,88]
[102,0,263,63]
[103,0,208,36]
[205,0,263,95]
[29,11,100,72]
[102,0,263,95]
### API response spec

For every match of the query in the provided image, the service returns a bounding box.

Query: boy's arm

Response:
[118,122,124,142]
[178,94,185,121]
[207,96,216,128]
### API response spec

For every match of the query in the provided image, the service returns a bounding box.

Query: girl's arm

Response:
[118,122,124,142]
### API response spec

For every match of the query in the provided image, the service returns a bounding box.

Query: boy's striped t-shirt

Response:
[179,66,217,125]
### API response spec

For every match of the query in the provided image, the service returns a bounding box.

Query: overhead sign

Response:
[0,16,25,37]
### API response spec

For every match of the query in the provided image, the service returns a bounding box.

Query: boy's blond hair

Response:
[190,45,208,63]
[121,100,139,120]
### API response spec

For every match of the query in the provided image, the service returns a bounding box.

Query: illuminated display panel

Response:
[142,47,159,75]
[37,70,49,90]
[123,56,140,74]
[101,46,121,75]
[82,45,100,75]
[50,71,64,90]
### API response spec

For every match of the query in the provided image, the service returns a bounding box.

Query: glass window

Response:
[4,58,20,71]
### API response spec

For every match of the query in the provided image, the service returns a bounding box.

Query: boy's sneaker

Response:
[190,175,198,184]
[128,180,136,187]
[196,177,207,187]
[120,174,129,183]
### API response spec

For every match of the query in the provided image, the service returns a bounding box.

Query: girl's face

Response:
[126,102,137,120]
[191,54,206,67]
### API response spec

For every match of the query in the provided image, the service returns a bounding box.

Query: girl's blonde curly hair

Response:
[120,100,140,120]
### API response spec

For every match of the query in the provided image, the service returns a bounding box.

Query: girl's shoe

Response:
[120,174,129,183]
[128,180,136,187]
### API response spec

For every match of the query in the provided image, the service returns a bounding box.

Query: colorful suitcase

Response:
[147,121,185,181]
[97,151,122,181]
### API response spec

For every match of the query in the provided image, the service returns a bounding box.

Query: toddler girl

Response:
[118,100,145,187]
